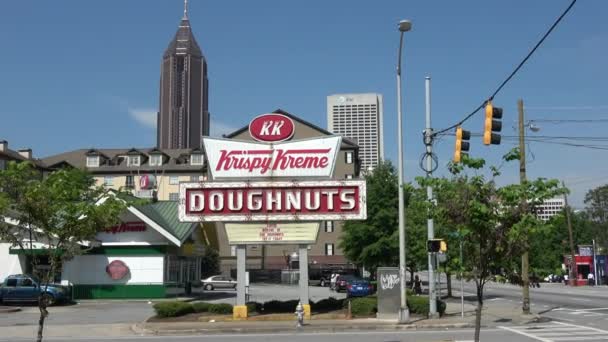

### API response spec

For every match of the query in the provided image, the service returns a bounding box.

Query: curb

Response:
[131,322,474,336]
[0,306,21,313]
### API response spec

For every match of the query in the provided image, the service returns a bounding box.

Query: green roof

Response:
[134,201,195,243]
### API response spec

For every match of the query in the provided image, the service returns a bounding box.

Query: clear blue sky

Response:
[1,0,606,207]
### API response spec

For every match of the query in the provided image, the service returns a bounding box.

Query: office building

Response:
[537,197,566,221]
[157,3,210,149]
[327,93,384,172]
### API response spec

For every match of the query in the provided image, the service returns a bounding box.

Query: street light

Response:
[396,18,412,324]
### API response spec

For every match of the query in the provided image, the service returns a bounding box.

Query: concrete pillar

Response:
[233,245,247,319]
[298,244,311,319]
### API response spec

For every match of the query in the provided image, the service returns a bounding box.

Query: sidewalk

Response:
[133,298,544,336]
[0,299,544,339]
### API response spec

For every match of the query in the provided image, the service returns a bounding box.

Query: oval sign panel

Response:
[249,113,295,142]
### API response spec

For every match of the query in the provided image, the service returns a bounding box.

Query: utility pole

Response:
[424,76,438,318]
[519,99,530,315]
[563,181,577,286]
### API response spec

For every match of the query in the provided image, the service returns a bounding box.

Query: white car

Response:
[202,275,237,291]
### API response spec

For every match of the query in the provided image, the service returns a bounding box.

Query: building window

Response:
[86,156,99,167]
[231,245,237,257]
[169,176,179,185]
[125,175,134,188]
[325,221,334,233]
[104,176,113,186]
[127,155,140,167]
[325,243,334,256]
[345,151,354,164]
[149,154,162,166]
[346,174,353,179]
[169,192,179,201]
[191,154,204,166]
[190,175,199,182]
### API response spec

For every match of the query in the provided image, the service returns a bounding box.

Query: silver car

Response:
[202,275,237,291]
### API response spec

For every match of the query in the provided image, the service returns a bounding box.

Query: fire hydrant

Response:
[295,301,304,328]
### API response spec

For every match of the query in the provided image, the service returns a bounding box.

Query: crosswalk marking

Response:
[499,321,608,341]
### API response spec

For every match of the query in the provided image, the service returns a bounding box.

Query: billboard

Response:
[178,180,367,222]
[225,222,319,245]
[202,136,341,179]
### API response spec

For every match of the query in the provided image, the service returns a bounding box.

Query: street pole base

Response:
[398,308,410,323]
[429,313,440,319]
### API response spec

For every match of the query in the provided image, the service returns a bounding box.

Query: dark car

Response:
[346,278,374,298]
[0,274,69,305]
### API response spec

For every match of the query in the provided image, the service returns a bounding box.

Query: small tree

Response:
[340,161,400,273]
[0,162,126,342]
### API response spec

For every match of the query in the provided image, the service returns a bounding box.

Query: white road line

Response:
[499,325,552,342]
[554,321,608,334]
[577,307,608,311]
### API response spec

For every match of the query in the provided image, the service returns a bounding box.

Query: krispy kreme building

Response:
[199,109,361,275]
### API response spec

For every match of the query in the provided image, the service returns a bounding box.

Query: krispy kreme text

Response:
[216,148,330,174]
[179,180,367,222]
[203,137,341,178]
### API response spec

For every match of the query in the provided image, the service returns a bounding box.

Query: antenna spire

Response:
[183,0,189,19]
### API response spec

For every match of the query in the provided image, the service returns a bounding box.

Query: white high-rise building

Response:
[327,93,384,172]
[537,197,566,221]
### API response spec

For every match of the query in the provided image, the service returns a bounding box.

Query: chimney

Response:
[18,148,32,159]
[0,140,7,152]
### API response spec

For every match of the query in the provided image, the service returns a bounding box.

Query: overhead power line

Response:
[434,0,578,136]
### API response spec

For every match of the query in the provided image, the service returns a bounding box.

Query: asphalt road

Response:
[0,328,539,342]
[453,278,608,328]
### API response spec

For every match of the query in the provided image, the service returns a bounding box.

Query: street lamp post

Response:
[397,19,412,324]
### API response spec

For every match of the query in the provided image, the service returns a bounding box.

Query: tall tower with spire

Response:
[157,0,210,149]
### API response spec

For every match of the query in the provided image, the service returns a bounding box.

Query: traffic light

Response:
[483,101,503,145]
[453,126,471,163]
[440,240,448,253]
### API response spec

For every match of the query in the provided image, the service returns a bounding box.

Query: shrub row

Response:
[345,294,447,317]
[407,295,446,316]
[153,301,233,318]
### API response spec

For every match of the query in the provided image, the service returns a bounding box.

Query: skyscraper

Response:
[157,1,210,149]
[327,93,384,171]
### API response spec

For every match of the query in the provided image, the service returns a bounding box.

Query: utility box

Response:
[376,267,401,320]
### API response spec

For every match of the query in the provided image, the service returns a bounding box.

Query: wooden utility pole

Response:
[563,181,578,286]
[519,99,530,315]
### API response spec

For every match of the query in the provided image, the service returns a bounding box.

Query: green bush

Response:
[311,297,344,312]
[262,299,300,313]
[153,301,194,318]
[192,302,212,313]
[349,297,377,317]
[246,301,262,313]
[407,295,446,316]
[208,303,233,314]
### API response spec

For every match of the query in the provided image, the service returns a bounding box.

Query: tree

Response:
[429,155,564,342]
[340,161,400,273]
[200,247,220,278]
[584,185,608,252]
[0,162,126,342]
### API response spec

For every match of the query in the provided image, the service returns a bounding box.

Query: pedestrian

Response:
[413,275,422,295]
[330,273,338,291]
[563,273,569,285]
[588,272,595,286]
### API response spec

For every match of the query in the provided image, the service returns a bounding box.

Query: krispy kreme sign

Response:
[202,136,341,179]
[178,180,366,222]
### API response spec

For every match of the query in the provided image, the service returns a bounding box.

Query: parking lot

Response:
[0,284,344,327]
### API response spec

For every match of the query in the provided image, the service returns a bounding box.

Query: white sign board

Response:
[202,136,341,179]
[178,180,367,222]
[225,222,319,245]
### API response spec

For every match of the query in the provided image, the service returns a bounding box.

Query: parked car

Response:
[346,278,374,298]
[334,274,357,292]
[201,275,237,291]
[0,274,69,305]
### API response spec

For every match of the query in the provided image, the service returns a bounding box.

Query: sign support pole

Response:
[298,244,311,319]
[234,245,247,319]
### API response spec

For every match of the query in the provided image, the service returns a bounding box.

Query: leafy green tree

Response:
[340,161,400,273]
[584,185,608,252]
[0,162,126,342]
[200,247,220,278]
